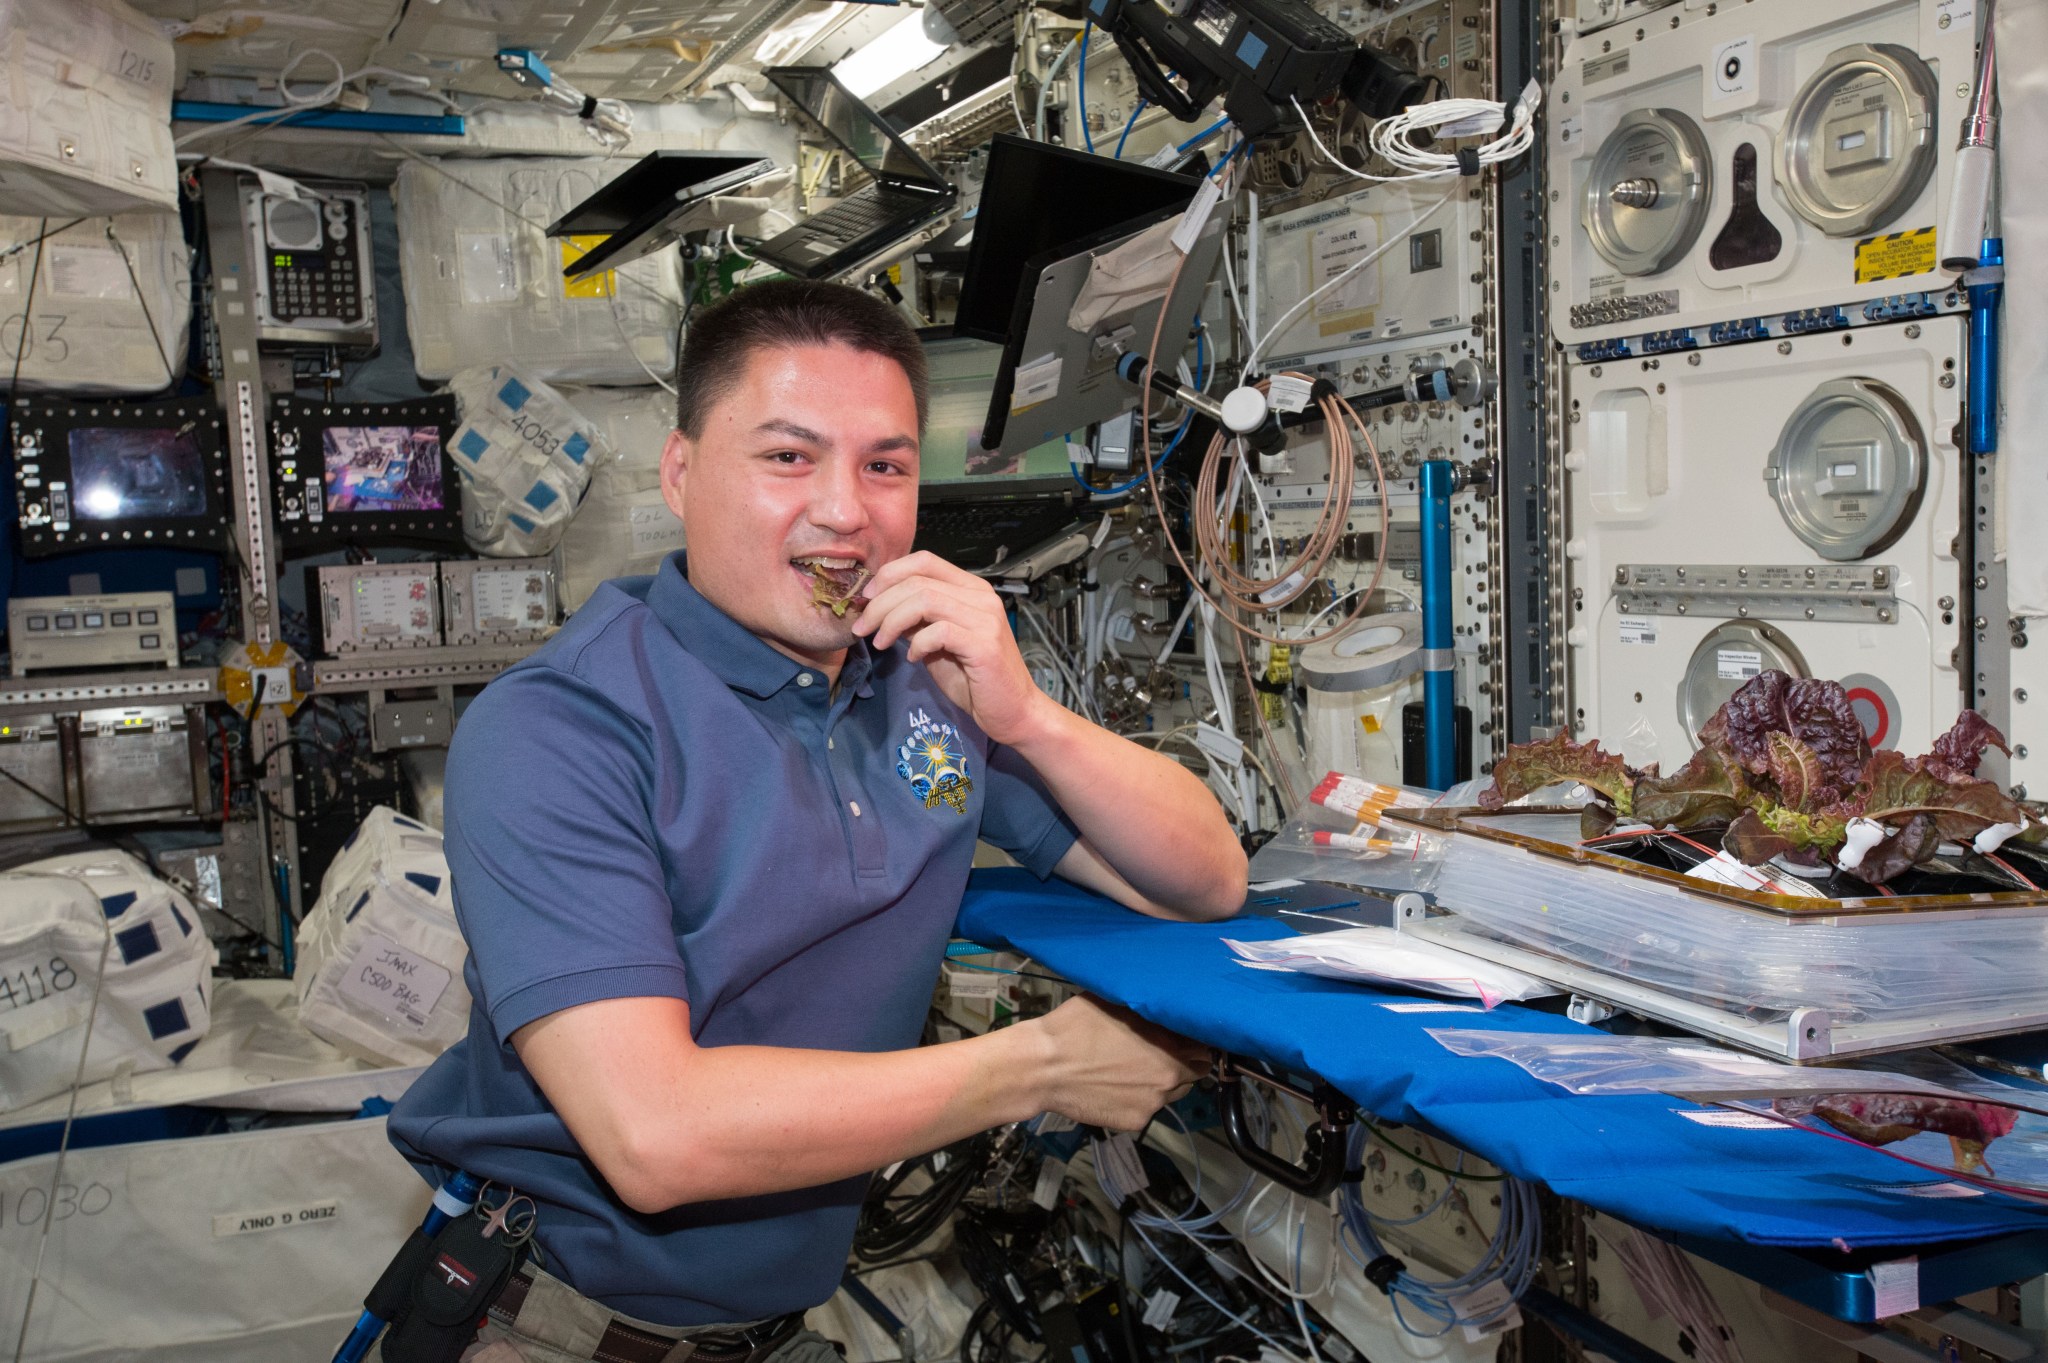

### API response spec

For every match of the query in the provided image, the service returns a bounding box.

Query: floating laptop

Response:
[546,149,777,280]
[914,330,1087,573]
[954,135,1209,458]
[752,66,958,280]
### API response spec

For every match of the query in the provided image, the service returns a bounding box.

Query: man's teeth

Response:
[793,556,861,569]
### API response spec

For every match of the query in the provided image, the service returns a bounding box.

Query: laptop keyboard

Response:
[809,187,934,242]
[914,500,1079,569]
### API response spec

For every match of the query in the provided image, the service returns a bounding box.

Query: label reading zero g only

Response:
[1854,226,1937,283]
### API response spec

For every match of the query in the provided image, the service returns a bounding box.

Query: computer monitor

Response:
[920,334,1073,488]
[547,149,777,280]
[955,134,1202,343]
[762,66,949,188]
[267,396,464,549]
[9,398,234,557]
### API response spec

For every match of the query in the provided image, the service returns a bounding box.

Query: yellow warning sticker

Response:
[558,236,617,299]
[1854,226,1937,284]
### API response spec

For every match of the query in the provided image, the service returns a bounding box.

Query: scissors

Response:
[473,1182,538,1245]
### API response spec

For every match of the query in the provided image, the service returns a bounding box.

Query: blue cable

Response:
[1208,138,1247,180]
[1079,22,1094,153]
[1114,100,1146,159]
[1071,319,1207,498]
[1178,116,1231,153]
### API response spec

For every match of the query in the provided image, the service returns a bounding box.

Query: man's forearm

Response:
[622,1025,1045,1209]
[519,992,1203,1212]
[1009,698,1246,919]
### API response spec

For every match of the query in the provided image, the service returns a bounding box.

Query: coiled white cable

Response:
[1290,80,1541,185]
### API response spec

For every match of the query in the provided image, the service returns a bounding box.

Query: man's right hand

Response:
[1028,995,1213,1132]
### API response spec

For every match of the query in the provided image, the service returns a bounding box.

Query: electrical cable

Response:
[174,48,435,147]
[1336,1123,1540,1338]
[1115,101,1148,159]
[1079,21,1097,152]
[10,882,113,1363]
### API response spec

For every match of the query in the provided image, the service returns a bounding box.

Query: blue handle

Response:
[1968,236,2003,456]
[1419,461,1457,790]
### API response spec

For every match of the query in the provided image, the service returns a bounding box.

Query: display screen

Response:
[69,426,210,521]
[321,425,446,513]
[920,338,1073,483]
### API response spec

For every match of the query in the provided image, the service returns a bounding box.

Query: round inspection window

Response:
[1679,621,1810,744]
[1776,43,1938,238]
[1763,376,1926,561]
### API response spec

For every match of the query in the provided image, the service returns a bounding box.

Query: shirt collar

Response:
[649,553,875,701]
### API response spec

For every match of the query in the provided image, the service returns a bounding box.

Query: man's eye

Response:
[770,450,804,464]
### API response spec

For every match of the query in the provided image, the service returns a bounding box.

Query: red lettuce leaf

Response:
[1478,733,1636,812]
[1776,1093,2019,1175]
[1927,711,2011,780]
[1723,810,1791,865]
[1853,812,1941,886]
[1858,749,2030,843]
[1699,672,1871,792]
[1631,742,1754,829]
[1764,733,1832,811]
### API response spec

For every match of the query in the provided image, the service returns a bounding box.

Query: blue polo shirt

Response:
[388,553,1077,1325]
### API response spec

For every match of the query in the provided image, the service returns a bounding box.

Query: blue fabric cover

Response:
[956,869,2048,1249]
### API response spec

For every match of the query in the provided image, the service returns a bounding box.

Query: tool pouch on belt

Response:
[372,1212,525,1363]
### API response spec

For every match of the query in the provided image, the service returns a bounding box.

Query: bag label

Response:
[338,934,450,1033]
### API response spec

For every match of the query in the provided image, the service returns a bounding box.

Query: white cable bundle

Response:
[1292,80,1542,185]
[1611,1227,1745,1363]
[1369,81,1541,176]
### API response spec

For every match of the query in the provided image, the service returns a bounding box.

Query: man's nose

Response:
[810,457,871,536]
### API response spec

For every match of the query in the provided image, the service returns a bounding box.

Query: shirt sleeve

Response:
[442,665,688,1047]
[975,741,1080,878]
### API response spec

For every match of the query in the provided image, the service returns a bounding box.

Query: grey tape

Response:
[1418,647,1456,672]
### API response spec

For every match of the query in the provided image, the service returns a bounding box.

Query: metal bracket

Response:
[1214,1057,1354,1197]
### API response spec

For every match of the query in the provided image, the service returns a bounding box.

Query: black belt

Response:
[489,1270,806,1363]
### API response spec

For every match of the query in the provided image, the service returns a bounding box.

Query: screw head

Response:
[2017,688,2030,703]
[1778,340,1793,355]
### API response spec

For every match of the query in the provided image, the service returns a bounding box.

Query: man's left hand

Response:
[852,552,1048,745]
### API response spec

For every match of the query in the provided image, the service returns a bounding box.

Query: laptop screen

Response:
[764,67,943,186]
[920,336,1072,487]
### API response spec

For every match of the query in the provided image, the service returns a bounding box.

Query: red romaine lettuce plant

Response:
[1478,672,2030,884]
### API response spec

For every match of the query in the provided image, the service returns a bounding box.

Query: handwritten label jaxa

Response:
[338,934,450,1033]
[213,1198,342,1238]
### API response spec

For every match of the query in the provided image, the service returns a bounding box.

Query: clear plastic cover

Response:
[0,212,190,392]
[1425,813,2048,1029]
[550,384,681,610]
[393,156,684,383]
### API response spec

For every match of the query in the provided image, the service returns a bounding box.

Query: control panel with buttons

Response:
[7,592,178,676]
[240,176,378,354]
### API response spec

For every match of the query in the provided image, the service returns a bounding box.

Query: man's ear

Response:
[659,427,689,521]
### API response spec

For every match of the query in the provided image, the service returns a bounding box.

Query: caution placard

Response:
[1854,226,1937,284]
[558,235,617,299]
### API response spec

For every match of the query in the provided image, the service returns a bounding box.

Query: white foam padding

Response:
[393,155,685,383]
[447,363,615,557]
[294,806,470,1068]
[0,0,178,217]
[551,383,683,609]
[0,847,213,1112]
[0,210,190,391]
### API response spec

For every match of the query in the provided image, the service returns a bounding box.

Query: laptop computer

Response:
[914,330,1088,572]
[753,66,959,280]
[545,149,777,280]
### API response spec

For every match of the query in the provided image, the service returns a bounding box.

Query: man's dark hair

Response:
[673,278,929,439]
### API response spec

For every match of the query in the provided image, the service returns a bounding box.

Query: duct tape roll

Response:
[1297,612,1424,693]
